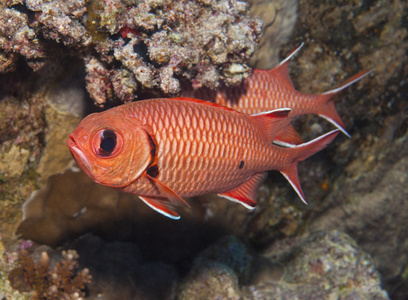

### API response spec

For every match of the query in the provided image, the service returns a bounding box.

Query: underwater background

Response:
[0,0,407,299]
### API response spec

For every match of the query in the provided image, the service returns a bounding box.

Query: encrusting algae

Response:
[8,249,91,300]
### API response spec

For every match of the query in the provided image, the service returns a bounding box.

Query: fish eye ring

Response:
[92,129,123,158]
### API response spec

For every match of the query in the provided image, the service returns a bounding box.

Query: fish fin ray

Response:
[139,196,180,220]
[323,69,373,95]
[218,173,267,209]
[274,124,304,145]
[280,130,340,204]
[144,174,190,208]
[251,108,291,143]
[278,42,305,66]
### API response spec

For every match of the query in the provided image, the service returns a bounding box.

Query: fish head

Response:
[66,111,153,188]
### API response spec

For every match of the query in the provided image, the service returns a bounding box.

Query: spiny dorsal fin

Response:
[267,43,304,90]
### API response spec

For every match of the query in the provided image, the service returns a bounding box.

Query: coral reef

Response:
[1,0,408,299]
[8,248,91,299]
[0,0,262,106]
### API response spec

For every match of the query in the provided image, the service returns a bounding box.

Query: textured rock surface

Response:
[309,120,408,297]
[248,0,297,69]
[243,230,389,299]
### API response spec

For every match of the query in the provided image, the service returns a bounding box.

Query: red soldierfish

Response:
[67,97,339,219]
[183,43,371,145]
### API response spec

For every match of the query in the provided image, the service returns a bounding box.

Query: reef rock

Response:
[243,230,389,299]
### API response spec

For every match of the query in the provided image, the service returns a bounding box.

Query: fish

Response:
[67,97,339,219]
[183,43,371,146]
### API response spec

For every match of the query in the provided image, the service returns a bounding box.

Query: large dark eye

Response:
[98,130,117,156]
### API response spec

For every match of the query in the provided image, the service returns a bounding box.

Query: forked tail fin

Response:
[279,130,340,204]
[317,70,373,137]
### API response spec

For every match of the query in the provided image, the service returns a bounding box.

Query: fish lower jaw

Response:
[67,138,92,173]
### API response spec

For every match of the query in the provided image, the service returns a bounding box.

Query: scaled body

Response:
[67,98,338,219]
[184,44,371,145]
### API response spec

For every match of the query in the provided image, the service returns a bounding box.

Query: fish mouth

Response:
[66,134,92,171]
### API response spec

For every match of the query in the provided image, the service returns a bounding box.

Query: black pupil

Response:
[99,130,117,155]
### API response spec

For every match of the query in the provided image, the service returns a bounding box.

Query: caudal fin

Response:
[317,70,373,137]
[280,130,340,204]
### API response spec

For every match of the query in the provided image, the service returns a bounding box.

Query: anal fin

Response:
[218,173,267,209]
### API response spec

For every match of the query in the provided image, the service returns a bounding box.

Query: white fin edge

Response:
[281,129,340,205]
[281,172,308,205]
[323,69,374,95]
[278,42,305,66]
[295,129,340,148]
[251,107,291,117]
[273,140,297,148]
[318,115,351,138]
[218,194,256,210]
[139,196,180,220]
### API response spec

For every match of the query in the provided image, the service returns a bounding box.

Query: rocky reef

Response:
[1,0,408,299]
[0,0,262,106]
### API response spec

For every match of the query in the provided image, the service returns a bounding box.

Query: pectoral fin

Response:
[139,196,181,220]
[139,174,190,219]
[218,173,267,209]
[144,174,190,208]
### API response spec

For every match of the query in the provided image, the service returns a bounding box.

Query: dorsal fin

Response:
[170,97,240,113]
[274,124,304,146]
[251,108,291,143]
[267,43,304,90]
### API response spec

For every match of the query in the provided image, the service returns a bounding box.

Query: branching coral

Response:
[8,249,92,300]
[0,0,262,106]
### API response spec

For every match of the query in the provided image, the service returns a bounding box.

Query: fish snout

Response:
[66,134,77,150]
